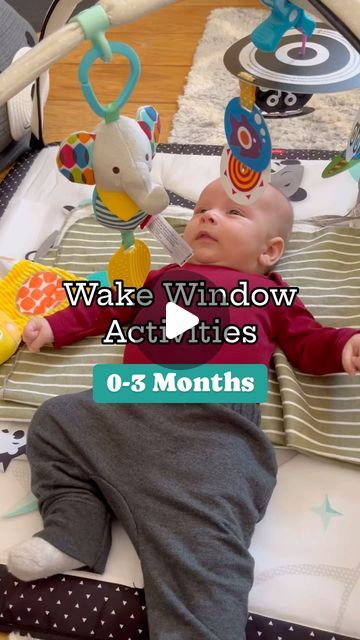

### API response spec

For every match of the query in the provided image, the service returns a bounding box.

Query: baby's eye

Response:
[194,208,207,215]
[228,209,243,216]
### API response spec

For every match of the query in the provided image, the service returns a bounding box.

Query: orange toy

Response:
[0,260,81,365]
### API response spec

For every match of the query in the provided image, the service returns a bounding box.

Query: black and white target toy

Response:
[224,24,360,94]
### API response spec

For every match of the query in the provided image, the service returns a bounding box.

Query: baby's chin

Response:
[187,253,219,265]
[188,255,232,268]
[187,245,222,263]
[187,250,261,273]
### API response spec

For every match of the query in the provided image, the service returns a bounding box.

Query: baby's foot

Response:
[7,537,83,581]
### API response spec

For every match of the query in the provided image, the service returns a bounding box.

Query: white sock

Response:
[7,537,84,581]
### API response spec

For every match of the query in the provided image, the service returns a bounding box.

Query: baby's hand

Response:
[341,334,360,375]
[22,318,54,353]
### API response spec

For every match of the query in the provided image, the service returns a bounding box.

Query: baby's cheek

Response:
[183,226,193,244]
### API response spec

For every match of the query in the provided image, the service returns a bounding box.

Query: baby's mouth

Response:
[195,231,217,242]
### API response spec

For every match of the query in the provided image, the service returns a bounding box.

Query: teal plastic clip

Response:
[71,5,112,61]
[78,42,141,123]
[252,0,315,53]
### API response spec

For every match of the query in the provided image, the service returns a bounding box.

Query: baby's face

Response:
[183,179,282,274]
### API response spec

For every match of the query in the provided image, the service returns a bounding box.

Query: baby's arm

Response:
[22,295,136,352]
[46,296,135,348]
[272,281,359,375]
[22,303,135,353]
[21,265,172,351]
[21,265,178,352]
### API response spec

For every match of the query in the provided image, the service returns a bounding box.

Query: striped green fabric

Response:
[263,227,360,464]
[0,218,359,465]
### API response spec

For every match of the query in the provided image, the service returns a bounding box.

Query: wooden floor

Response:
[0,1,259,637]
[0,0,261,183]
[43,0,260,144]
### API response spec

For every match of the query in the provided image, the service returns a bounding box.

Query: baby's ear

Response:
[259,236,285,269]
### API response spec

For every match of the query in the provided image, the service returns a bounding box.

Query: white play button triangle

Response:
[165,302,199,339]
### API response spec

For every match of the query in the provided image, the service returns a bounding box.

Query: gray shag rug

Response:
[8,635,39,640]
[169,8,360,149]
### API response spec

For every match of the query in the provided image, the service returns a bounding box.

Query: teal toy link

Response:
[72,4,141,122]
[252,0,316,52]
[78,42,141,122]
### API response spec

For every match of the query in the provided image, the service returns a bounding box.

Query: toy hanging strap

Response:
[238,71,256,111]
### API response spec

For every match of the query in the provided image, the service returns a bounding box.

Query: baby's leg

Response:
[139,503,255,640]
[8,390,114,580]
[130,402,277,640]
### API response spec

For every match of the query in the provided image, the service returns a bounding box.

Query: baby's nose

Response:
[200,210,217,224]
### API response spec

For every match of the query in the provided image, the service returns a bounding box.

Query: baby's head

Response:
[183,178,293,274]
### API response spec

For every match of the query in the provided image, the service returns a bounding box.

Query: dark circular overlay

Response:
[128,268,231,366]
[224,24,360,94]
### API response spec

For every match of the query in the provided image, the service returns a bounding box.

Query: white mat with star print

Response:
[1,448,360,637]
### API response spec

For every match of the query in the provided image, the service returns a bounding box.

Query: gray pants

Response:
[27,391,277,640]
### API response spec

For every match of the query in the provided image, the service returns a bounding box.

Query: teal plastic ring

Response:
[78,42,141,120]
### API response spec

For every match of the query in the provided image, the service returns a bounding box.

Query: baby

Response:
[8,179,360,640]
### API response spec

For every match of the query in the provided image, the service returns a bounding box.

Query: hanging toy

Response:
[346,108,360,162]
[322,108,360,180]
[57,41,169,289]
[221,73,271,204]
[224,96,271,173]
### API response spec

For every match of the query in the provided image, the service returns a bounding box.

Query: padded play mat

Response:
[0,144,360,639]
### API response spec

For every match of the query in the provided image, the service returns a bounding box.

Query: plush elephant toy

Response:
[56,105,169,287]
[57,105,169,239]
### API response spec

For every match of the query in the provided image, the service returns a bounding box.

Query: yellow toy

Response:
[0,311,21,364]
[0,260,80,365]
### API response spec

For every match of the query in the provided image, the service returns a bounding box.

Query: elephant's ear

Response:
[57,132,96,184]
[136,106,161,158]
